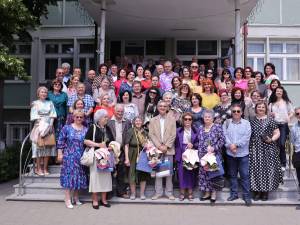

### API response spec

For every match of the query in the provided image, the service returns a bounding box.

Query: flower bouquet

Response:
[200,152,219,172]
[143,140,163,168]
[182,149,199,170]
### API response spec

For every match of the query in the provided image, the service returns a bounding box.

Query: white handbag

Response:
[80,124,96,166]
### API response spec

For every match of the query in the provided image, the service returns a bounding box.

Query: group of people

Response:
[29,57,300,209]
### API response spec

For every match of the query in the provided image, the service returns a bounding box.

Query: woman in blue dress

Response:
[47,79,68,139]
[57,109,88,209]
[188,93,205,127]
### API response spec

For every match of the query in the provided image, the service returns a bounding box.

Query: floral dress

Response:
[198,124,225,191]
[57,125,88,190]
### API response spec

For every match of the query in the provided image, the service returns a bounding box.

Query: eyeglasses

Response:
[184,118,192,121]
[191,66,198,68]
[75,116,83,119]
[149,91,157,94]
[232,110,241,114]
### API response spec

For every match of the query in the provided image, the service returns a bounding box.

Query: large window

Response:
[5,123,30,146]
[146,40,165,55]
[9,43,31,79]
[78,41,95,77]
[197,40,217,55]
[247,42,265,72]
[44,41,74,80]
[248,43,265,53]
[176,40,196,55]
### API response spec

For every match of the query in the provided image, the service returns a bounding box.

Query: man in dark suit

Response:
[107,104,132,198]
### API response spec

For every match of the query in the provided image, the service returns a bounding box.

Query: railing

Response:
[18,133,32,196]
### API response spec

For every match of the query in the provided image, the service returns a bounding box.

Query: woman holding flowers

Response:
[175,112,199,201]
[198,109,225,203]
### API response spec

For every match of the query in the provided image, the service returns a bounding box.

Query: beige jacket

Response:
[148,114,176,155]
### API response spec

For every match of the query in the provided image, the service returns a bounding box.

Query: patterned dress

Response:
[198,124,225,191]
[30,100,57,158]
[249,117,283,191]
[57,125,88,190]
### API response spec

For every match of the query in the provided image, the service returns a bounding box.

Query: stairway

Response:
[6,165,300,205]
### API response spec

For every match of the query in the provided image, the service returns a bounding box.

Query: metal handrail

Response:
[18,133,31,196]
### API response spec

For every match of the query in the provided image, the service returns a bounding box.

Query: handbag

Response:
[292,151,300,168]
[207,155,224,180]
[37,132,56,148]
[136,149,153,173]
[155,157,173,178]
[210,176,225,191]
[80,125,96,166]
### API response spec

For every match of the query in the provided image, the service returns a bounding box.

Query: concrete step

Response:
[23,173,60,184]
[6,194,300,206]
[12,181,299,200]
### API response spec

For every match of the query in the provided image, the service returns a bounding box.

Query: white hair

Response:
[94,109,108,124]
[61,62,71,69]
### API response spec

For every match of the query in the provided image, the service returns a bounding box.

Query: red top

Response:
[141,79,152,91]
[192,72,199,82]
[114,78,127,96]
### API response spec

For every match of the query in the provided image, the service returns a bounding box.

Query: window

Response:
[9,43,32,78]
[247,58,254,68]
[270,58,283,79]
[146,40,165,55]
[270,43,283,53]
[80,44,94,54]
[221,40,232,57]
[197,40,217,55]
[46,44,59,54]
[248,43,264,53]
[286,44,299,54]
[44,41,74,80]
[176,40,196,55]
[287,58,300,80]
[125,40,144,55]
[257,58,265,72]
[6,123,30,146]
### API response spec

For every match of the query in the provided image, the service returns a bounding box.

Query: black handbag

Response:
[292,151,300,168]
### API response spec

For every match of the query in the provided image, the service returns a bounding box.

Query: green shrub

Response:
[0,143,31,183]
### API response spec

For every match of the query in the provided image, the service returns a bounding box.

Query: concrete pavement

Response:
[1,180,300,225]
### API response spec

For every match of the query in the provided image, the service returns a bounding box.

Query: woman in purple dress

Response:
[198,109,225,203]
[57,109,88,209]
[175,112,199,201]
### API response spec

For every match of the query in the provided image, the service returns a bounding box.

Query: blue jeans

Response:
[277,123,289,167]
[226,155,250,199]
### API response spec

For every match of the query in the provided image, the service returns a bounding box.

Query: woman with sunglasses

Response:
[175,112,199,201]
[57,109,88,209]
[144,87,161,126]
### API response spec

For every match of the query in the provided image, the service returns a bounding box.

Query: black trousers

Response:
[115,152,128,196]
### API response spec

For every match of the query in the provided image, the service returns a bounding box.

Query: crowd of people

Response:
[29,57,300,209]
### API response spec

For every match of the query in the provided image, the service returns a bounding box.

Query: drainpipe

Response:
[243,21,248,67]
[234,0,242,67]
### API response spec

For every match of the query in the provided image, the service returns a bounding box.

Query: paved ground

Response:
[1,180,300,225]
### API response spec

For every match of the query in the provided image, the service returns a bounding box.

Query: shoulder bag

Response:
[80,124,96,166]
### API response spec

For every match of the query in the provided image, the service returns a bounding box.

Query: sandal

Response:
[179,194,185,201]
[188,194,194,201]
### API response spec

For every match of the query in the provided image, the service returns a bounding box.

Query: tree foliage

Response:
[0,0,57,79]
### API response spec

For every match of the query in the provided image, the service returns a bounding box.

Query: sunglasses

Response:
[232,110,241,114]
[296,112,300,116]
[184,118,192,121]
[75,116,83,119]
[149,91,157,94]
[191,66,198,68]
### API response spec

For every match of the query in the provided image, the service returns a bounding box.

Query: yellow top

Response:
[200,93,220,109]
[192,85,203,95]
[182,79,198,93]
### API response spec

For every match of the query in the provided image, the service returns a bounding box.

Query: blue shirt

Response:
[223,118,251,157]
[291,122,300,153]
[67,94,94,113]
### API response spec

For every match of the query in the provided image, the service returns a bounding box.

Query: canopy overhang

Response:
[80,0,258,39]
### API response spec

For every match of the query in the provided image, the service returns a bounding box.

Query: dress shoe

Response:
[252,192,261,201]
[100,201,111,208]
[227,196,238,201]
[200,196,211,201]
[92,204,99,210]
[244,198,252,206]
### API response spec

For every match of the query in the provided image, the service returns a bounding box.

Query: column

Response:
[235,0,242,67]
[99,0,106,64]
[30,37,40,101]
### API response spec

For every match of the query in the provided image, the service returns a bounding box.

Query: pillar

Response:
[235,0,242,67]
[99,0,106,64]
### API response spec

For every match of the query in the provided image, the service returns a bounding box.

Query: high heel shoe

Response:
[210,192,217,204]
[200,195,211,201]
[65,200,74,209]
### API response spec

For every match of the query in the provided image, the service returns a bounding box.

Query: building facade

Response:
[4,0,300,145]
